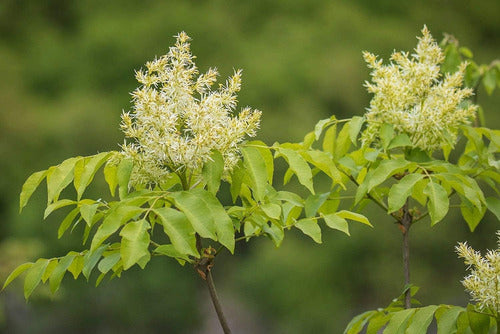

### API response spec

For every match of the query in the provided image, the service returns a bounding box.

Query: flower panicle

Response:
[361,26,477,151]
[119,32,261,186]
[456,234,500,314]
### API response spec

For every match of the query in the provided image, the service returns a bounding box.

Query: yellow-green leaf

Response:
[19,170,47,212]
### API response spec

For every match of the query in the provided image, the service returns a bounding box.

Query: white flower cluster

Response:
[120,32,261,186]
[361,26,477,151]
[456,232,500,314]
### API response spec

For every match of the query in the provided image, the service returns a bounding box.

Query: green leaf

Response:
[483,69,497,95]
[90,205,144,251]
[74,152,111,200]
[249,140,274,184]
[171,189,234,253]
[460,196,487,232]
[388,174,425,213]
[406,305,438,334]
[336,210,372,227]
[302,150,344,188]
[486,197,500,221]
[46,157,81,204]
[80,202,99,226]
[349,116,364,144]
[2,262,34,290]
[202,150,224,195]
[24,259,49,299]
[276,147,314,193]
[367,159,411,193]
[366,314,390,334]
[305,193,329,217]
[388,133,412,150]
[58,207,80,238]
[262,222,284,247]
[335,122,352,159]
[97,253,121,274]
[383,308,416,333]
[275,191,304,207]
[241,146,268,200]
[295,218,321,243]
[424,181,450,225]
[155,207,198,257]
[322,124,337,155]
[49,253,76,293]
[344,310,376,334]
[67,255,84,279]
[120,220,151,270]
[41,259,58,283]
[154,244,190,264]
[442,44,461,73]
[117,158,134,200]
[261,203,281,220]
[44,199,77,219]
[314,118,331,139]
[322,213,349,235]
[19,170,47,212]
[104,161,118,197]
[436,306,464,334]
[467,308,490,334]
[380,123,395,150]
[83,244,109,279]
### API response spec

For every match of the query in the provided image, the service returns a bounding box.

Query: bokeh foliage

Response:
[0,0,499,333]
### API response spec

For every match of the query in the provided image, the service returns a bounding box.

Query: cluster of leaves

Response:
[297,114,500,232]
[345,288,498,334]
[440,36,500,126]
[3,135,375,299]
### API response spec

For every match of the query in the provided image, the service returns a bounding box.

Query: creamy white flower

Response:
[456,231,500,314]
[120,32,261,186]
[361,26,477,151]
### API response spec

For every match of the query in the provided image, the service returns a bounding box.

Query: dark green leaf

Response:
[486,197,500,221]
[467,308,490,334]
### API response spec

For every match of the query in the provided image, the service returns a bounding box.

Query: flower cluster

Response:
[120,32,261,186]
[361,26,477,151]
[456,232,500,314]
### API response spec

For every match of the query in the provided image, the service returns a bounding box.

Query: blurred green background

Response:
[0,0,499,333]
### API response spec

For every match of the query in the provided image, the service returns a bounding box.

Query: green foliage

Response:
[6,136,374,298]
[344,289,498,334]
